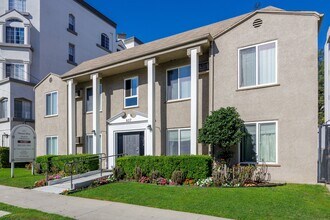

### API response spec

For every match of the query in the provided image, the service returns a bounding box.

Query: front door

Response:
[117,131,144,156]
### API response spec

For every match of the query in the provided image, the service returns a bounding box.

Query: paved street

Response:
[0,185,228,220]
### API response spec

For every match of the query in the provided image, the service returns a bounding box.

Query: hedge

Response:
[35,154,99,175]
[0,147,9,168]
[116,155,212,180]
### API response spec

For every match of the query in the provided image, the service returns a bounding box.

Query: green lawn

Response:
[72,182,330,220]
[0,202,72,220]
[0,168,44,188]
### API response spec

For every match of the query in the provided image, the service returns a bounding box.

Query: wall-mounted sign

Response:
[10,124,36,163]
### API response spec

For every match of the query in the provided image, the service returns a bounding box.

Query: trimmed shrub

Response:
[116,155,212,180]
[35,154,99,175]
[0,147,10,168]
[171,170,185,185]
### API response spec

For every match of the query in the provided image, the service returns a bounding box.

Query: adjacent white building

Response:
[0,0,138,146]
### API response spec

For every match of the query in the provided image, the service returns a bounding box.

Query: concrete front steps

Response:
[33,170,112,194]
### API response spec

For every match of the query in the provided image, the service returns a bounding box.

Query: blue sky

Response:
[86,0,329,49]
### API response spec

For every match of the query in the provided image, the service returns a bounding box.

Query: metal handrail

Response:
[64,153,127,190]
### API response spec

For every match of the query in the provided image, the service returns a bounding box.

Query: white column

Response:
[23,62,30,82]
[325,42,329,123]
[0,61,4,80]
[91,73,100,154]
[188,47,202,155]
[68,79,76,155]
[0,22,4,43]
[145,58,156,155]
[24,24,30,45]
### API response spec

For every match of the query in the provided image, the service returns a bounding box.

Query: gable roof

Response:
[62,6,322,79]
[0,9,32,25]
[34,73,61,90]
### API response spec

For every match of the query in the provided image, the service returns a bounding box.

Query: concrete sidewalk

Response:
[0,185,228,220]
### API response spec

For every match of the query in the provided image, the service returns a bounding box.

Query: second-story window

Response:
[124,77,138,108]
[46,91,58,116]
[9,0,26,12]
[167,66,191,101]
[86,85,102,112]
[68,14,75,32]
[239,41,277,88]
[0,98,8,119]
[6,26,24,44]
[101,33,110,50]
[14,99,32,120]
[6,63,25,81]
[68,44,75,63]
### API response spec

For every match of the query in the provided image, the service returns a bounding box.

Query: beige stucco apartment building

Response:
[35,6,322,184]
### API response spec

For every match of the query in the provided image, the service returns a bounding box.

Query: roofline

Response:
[0,9,32,25]
[62,35,212,80]
[125,36,144,45]
[34,73,60,90]
[73,0,117,28]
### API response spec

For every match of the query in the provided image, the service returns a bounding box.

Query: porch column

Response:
[67,79,76,155]
[91,73,101,154]
[0,22,4,43]
[24,24,30,45]
[145,58,156,155]
[188,47,202,155]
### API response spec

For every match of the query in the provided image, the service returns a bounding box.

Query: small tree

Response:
[198,107,245,164]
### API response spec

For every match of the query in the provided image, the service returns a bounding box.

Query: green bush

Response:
[35,154,99,175]
[0,147,10,168]
[116,155,212,180]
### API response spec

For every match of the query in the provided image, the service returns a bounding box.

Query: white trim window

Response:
[86,134,102,154]
[85,84,102,112]
[167,65,191,101]
[166,128,191,155]
[5,63,25,81]
[9,0,26,12]
[0,98,8,119]
[6,26,24,44]
[46,91,58,116]
[101,33,110,50]
[46,136,58,155]
[240,121,278,164]
[124,77,138,108]
[68,14,75,32]
[238,41,277,88]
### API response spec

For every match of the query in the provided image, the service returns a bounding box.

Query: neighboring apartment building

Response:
[0,0,133,146]
[35,6,322,184]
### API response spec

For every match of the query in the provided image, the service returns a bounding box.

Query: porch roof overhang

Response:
[61,35,211,82]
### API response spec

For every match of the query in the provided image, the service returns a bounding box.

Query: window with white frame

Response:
[239,41,277,88]
[0,98,8,119]
[166,128,191,155]
[5,63,25,81]
[68,43,75,62]
[86,134,102,154]
[101,33,110,50]
[14,99,32,120]
[68,14,75,32]
[86,84,102,112]
[46,91,58,116]
[9,0,26,12]
[46,136,58,155]
[6,26,24,44]
[240,121,277,164]
[124,77,138,108]
[167,66,191,101]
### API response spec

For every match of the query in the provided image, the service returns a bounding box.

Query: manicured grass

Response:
[72,182,330,220]
[0,168,44,188]
[0,202,72,220]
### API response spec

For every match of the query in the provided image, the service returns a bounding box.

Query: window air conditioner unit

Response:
[75,89,82,99]
[199,61,209,73]
[76,136,83,145]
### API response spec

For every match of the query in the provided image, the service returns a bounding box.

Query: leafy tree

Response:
[198,107,245,163]
[319,49,324,125]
